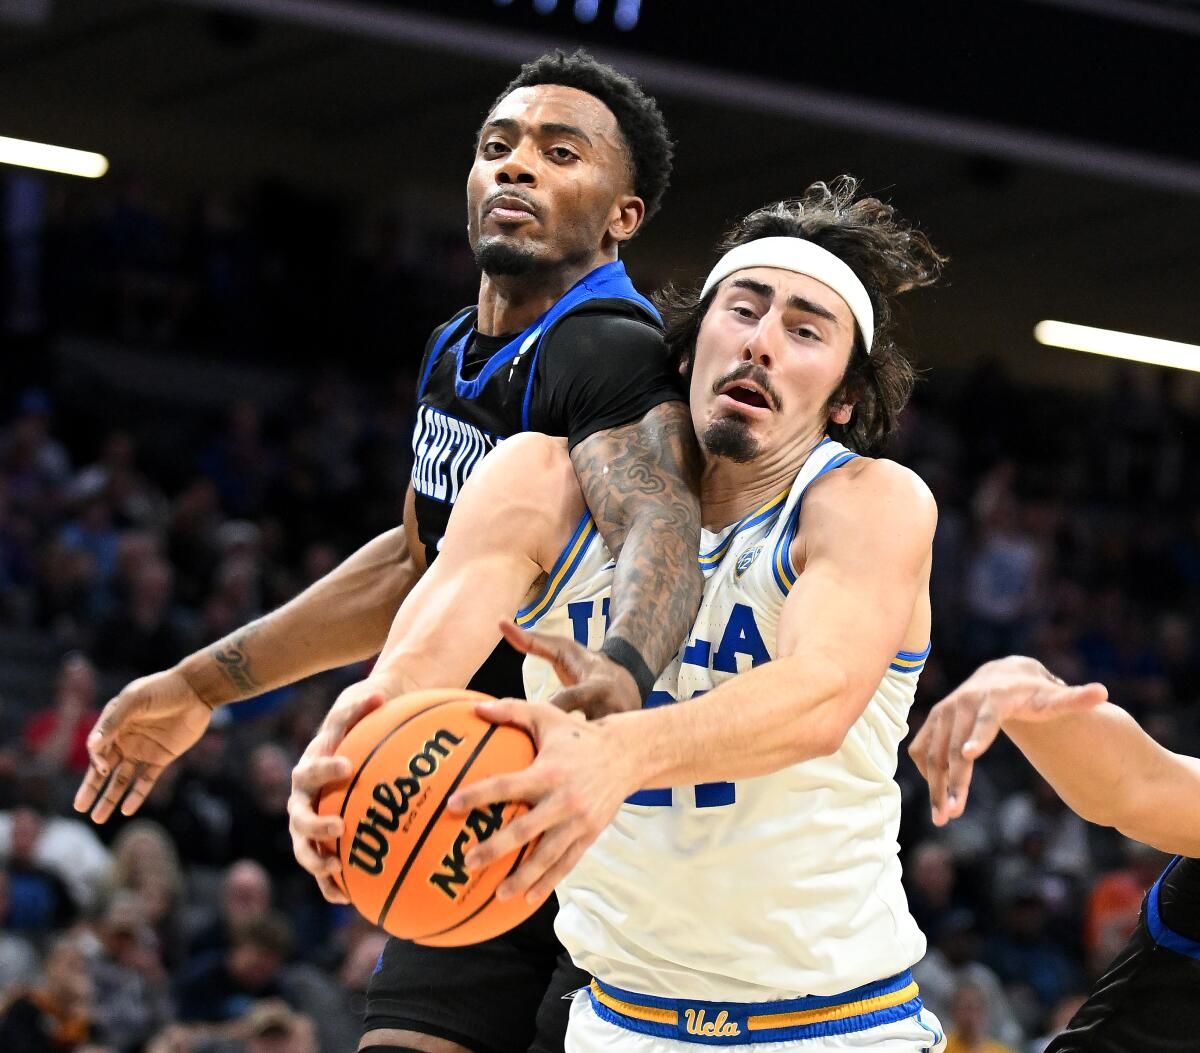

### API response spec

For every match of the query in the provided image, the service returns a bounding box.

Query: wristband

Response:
[601,637,656,701]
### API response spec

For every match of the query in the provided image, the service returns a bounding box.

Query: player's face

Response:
[688,267,857,463]
[467,85,642,278]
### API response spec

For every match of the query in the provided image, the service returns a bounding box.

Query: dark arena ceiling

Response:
[1,0,1197,385]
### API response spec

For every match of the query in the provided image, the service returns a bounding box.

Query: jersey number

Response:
[625,690,735,808]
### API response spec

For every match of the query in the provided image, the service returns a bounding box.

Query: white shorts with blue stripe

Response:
[565,973,946,1053]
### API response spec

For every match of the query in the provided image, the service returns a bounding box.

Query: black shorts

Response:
[364,892,589,1053]
[1047,856,1200,1052]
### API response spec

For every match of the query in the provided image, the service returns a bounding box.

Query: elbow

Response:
[794,664,856,759]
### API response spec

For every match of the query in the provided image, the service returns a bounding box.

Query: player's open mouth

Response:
[718,383,772,410]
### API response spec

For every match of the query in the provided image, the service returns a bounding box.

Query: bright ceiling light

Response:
[0,135,109,179]
[1034,320,1200,373]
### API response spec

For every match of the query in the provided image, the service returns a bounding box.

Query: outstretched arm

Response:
[909,655,1200,856]
[76,512,422,822]
[287,434,580,900]
[569,400,704,712]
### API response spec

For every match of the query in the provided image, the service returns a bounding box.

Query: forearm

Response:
[177,526,420,706]
[1005,703,1200,856]
[573,401,703,679]
[607,654,850,787]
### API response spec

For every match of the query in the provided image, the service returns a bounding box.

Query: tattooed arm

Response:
[74,507,424,822]
[565,400,704,713]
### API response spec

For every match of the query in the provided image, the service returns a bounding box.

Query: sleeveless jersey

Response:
[1048,855,1200,1052]
[518,438,929,1001]
[412,259,659,565]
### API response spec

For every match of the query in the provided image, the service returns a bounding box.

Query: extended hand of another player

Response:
[501,620,642,717]
[447,694,640,906]
[287,680,388,904]
[908,655,1107,827]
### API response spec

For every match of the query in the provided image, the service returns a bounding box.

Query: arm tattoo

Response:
[210,622,263,698]
[571,401,704,679]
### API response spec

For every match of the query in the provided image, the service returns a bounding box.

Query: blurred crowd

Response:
[4,172,1200,1053]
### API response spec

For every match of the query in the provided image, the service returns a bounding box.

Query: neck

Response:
[475,251,614,335]
[699,424,827,530]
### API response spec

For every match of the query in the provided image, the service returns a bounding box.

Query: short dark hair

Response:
[489,49,674,226]
[231,913,293,959]
[658,176,946,453]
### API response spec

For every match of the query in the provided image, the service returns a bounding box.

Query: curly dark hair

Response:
[658,176,946,453]
[489,49,674,226]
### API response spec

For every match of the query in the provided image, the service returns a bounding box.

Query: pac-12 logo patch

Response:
[735,545,762,578]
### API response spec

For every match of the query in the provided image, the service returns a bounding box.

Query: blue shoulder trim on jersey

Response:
[418,306,475,399]
[1147,856,1200,960]
[519,260,661,431]
[514,512,598,629]
[890,642,932,674]
[771,449,859,595]
[698,490,789,571]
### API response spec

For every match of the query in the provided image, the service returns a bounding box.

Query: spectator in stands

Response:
[166,477,223,608]
[0,869,39,996]
[0,934,103,1052]
[0,807,79,935]
[93,556,195,677]
[188,859,273,960]
[998,774,1091,882]
[963,473,1042,661]
[905,841,967,940]
[68,431,166,533]
[985,882,1083,1028]
[86,893,172,1053]
[944,981,1018,1053]
[57,493,120,597]
[0,388,71,526]
[175,913,293,1024]
[1082,839,1165,976]
[914,909,1025,1049]
[23,652,100,776]
[241,1000,318,1053]
[227,745,293,884]
[106,821,187,968]
[0,801,111,914]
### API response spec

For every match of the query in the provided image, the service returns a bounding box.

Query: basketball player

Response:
[75,52,703,1053]
[294,178,950,1050]
[909,655,1200,1052]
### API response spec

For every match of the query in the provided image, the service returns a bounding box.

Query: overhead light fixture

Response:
[1034,319,1200,373]
[0,135,109,179]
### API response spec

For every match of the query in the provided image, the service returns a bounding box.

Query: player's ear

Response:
[609,194,645,243]
[829,402,853,425]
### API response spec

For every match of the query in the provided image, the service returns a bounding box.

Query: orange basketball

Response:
[316,689,539,946]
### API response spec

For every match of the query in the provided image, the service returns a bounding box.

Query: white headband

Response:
[700,236,875,353]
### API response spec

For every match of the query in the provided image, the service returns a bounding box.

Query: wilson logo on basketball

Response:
[429,802,508,900]
[348,729,464,875]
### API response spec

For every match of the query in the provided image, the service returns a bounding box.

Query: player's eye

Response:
[731,305,758,320]
[549,146,578,162]
[481,140,509,157]
[793,326,822,341]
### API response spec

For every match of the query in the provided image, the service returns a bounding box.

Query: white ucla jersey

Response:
[517,438,929,1002]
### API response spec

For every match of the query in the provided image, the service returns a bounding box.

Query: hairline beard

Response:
[474,238,545,277]
[701,415,761,463]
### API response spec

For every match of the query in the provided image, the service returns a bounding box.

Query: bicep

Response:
[777,471,935,706]
[376,442,568,691]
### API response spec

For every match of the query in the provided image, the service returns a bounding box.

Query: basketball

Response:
[316,689,539,946]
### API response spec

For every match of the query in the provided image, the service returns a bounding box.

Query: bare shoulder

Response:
[461,433,573,508]
[448,433,584,572]
[800,455,937,550]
